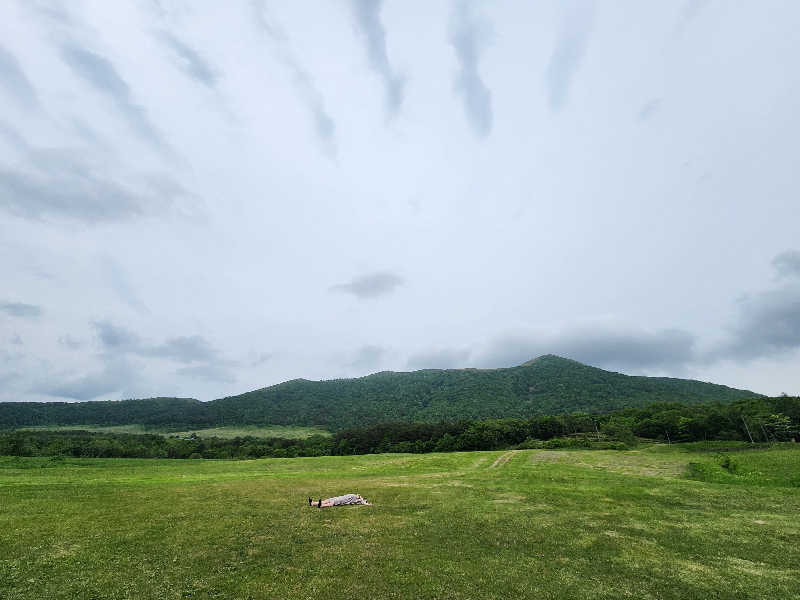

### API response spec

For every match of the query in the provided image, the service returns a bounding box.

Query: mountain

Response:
[0,356,761,431]
[210,355,760,429]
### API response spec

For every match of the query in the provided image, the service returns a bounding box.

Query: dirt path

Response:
[489,450,518,469]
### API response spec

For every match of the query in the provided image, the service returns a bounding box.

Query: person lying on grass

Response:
[308,494,371,508]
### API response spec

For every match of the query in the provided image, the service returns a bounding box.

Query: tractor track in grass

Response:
[489,450,518,469]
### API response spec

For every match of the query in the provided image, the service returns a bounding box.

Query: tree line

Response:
[2,396,796,460]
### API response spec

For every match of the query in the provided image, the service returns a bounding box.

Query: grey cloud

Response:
[158,31,218,87]
[555,328,695,372]
[546,0,595,112]
[477,326,696,372]
[639,98,662,121]
[712,286,800,361]
[93,320,220,364]
[0,302,43,318]
[773,250,800,279]
[349,345,388,371]
[60,44,166,151]
[331,271,404,299]
[449,0,492,138]
[38,359,135,400]
[352,0,405,115]
[10,334,23,346]
[25,1,73,27]
[292,67,336,156]
[176,364,236,383]
[253,2,337,158]
[706,252,800,361]
[145,336,218,363]
[88,320,234,389]
[0,145,187,223]
[93,320,140,350]
[0,164,143,222]
[0,45,39,109]
[407,347,471,370]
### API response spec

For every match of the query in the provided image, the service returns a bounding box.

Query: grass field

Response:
[1,444,798,599]
[14,424,331,439]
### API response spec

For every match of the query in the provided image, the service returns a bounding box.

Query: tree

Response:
[764,413,794,442]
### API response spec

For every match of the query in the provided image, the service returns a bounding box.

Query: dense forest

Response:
[2,396,796,460]
[0,356,760,431]
[0,397,210,429]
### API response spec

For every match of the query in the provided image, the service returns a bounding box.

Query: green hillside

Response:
[0,356,760,431]
[212,355,759,429]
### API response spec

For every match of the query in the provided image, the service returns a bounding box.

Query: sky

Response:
[1,0,799,403]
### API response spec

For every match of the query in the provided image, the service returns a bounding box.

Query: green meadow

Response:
[1,445,798,599]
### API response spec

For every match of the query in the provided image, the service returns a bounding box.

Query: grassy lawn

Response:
[1,445,798,599]
[14,424,331,439]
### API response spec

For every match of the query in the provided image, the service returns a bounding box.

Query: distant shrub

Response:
[517,437,629,450]
[716,453,739,473]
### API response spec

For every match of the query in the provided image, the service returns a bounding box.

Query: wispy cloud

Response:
[253,1,337,158]
[351,0,405,116]
[157,31,218,88]
[449,0,492,138]
[0,136,187,223]
[59,43,167,152]
[100,256,150,315]
[331,271,404,299]
[0,302,43,318]
[0,162,163,223]
[0,45,39,109]
[638,98,662,121]
[674,0,710,35]
[545,0,595,112]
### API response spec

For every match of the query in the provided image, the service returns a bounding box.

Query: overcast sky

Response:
[1,0,799,403]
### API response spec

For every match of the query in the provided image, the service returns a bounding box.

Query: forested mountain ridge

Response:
[0,397,207,429]
[210,355,759,429]
[0,355,760,430]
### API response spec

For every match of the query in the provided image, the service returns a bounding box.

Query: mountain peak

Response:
[519,354,576,367]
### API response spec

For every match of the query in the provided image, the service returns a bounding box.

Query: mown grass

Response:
[1,445,798,599]
[14,424,331,439]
